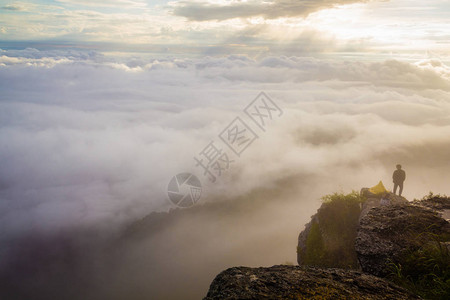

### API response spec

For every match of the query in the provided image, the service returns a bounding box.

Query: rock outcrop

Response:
[359,189,408,221]
[203,265,419,300]
[355,202,450,277]
[297,190,408,268]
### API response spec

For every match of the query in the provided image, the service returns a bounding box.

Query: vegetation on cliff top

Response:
[387,192,450,300]
[387,235,450,300]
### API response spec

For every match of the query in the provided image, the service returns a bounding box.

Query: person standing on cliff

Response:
[393,164,406,196]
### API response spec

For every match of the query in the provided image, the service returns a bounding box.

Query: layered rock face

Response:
[204,265,419,300]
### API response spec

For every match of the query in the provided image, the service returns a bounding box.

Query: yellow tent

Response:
[368,181,389,195]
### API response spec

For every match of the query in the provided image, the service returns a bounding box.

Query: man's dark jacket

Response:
[393,169,406,184]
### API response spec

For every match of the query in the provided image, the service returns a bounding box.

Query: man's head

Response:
[396,164,402,170]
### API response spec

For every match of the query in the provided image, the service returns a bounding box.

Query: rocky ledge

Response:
[356,202,450,277]
[203,265,419,300]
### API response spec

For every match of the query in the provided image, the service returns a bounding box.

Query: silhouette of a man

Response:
[392,164,406,196]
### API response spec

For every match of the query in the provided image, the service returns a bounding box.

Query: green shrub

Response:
[417,191,448,201]
[321,191,366,205]
[387,234,450,299]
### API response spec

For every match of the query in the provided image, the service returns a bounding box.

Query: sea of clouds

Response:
[1,47,450,240]
[1,48,450,299]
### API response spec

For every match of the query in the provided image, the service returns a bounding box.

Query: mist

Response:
[1,49,450,299]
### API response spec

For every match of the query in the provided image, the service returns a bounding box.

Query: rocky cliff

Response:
[296,190,410,269]
[204,192,450,299]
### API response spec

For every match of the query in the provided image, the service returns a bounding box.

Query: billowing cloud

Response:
[172,0,371,21]
[1,48,450,238]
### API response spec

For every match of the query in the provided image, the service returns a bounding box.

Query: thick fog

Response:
[0,49,449,299]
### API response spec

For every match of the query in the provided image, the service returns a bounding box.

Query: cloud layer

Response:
[1,48,450,240]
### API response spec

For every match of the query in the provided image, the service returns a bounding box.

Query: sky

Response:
[0,2,450,299]
[0,0,450,57]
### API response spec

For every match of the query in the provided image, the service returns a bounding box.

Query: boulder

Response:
[203,265,419,300]
[359,192,407,221]
[355,203,450,277]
